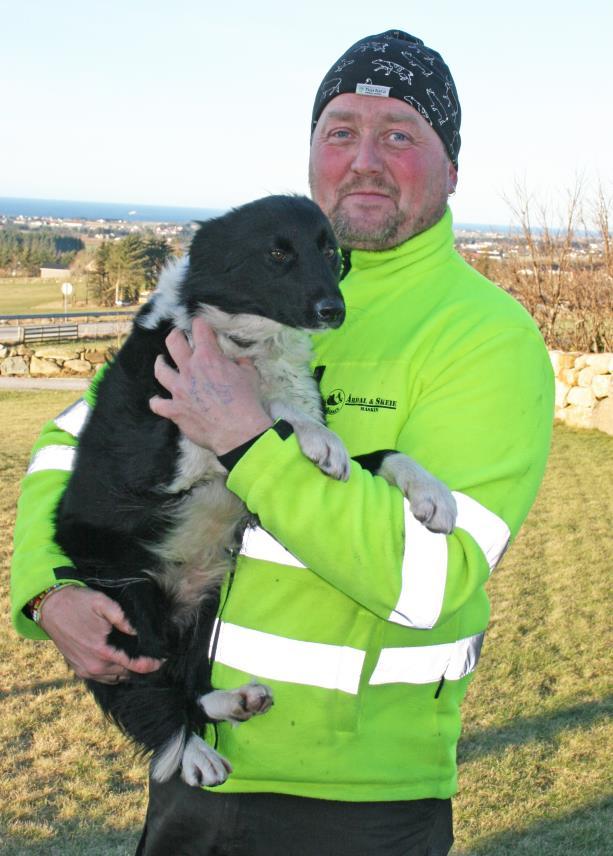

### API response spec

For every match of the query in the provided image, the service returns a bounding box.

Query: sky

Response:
[1,0,611,226]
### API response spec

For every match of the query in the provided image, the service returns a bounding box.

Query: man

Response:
[11,30,554,855]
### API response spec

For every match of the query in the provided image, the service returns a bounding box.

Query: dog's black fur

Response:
[54,195,350,784]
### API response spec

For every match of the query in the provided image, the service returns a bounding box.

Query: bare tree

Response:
[489,178,613,352]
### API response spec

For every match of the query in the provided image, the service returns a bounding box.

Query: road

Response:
[0,376,89,391]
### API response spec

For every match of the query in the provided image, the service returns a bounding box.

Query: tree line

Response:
[88,235,176,306]
[0,229,84,274]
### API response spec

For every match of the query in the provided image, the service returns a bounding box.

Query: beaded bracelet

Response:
[27,583,74,624]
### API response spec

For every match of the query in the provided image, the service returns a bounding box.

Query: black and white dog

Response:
[54,194,456,788]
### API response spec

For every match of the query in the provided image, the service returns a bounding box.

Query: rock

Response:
[560,368,578,385]
[549,350,577,373]
[557,406,597,430]
[30,355,62,376]
[573,355,589,370]
[0,345,7,358]
[592,374,612,400]
[554,379,570,408]
[593,395,613,436]
[0,356,29,376]
[567,386,595,409]
[63,358,93,375]
[34,347,79,363]
[577,367,595,387]
[585,353,613,373]
[82,349,108,365]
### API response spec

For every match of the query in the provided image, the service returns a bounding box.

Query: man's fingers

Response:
[236,357,256,371]
[153,353,180,394]
[94,594,137,636]
[104,645,164,674]
[165,327,194,367]
[149,394,174,419]
[191,317,222,353]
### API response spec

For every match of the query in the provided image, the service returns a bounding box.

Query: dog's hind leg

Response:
[179,734,233,787]
[152,684,273,786]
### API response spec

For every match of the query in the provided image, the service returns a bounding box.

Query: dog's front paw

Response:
[181,734,232,787]
[295,424,350,481]
[199,681,274,725]
[409,483,457,534]
[379,453,456,534]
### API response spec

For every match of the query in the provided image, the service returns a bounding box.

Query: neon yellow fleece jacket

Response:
[11,209,554,801]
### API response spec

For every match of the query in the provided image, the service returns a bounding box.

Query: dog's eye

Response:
[323,247,338,260]
[270,249,287,263]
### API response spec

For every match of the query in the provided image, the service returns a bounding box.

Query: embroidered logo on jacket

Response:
[325,389,346,414]
[325,389,398,415]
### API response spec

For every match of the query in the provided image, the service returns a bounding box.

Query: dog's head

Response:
[180,195,345,332]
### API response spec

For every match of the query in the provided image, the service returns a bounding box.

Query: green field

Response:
[0,276,114,315]
[1,391,611,854]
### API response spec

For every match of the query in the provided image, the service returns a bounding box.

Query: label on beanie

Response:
[355,82,391,97]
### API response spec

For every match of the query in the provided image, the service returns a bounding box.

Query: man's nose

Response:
[351,135,384,175]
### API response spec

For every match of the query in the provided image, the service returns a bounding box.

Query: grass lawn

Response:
[0,392,611,854]
[0,277,118,315]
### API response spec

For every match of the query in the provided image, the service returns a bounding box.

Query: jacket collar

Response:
[343,207,455,275]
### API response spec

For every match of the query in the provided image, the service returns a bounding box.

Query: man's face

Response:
[309,93,457,250]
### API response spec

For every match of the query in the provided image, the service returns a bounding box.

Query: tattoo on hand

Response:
[190,378,234,408]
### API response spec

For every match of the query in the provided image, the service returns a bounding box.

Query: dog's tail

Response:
[151,725,188,782]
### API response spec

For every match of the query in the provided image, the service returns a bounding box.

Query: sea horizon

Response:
[0,196,224,225]
[0,194,513,233]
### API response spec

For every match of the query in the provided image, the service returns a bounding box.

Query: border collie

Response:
[54,194,456,787]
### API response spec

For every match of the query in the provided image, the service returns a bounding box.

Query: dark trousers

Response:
[135,774,454,856]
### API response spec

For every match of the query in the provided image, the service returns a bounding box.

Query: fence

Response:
[0,311,135,345]
[23,324,79,344]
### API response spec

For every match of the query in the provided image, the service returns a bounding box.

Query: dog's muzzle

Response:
[314,298,345,329]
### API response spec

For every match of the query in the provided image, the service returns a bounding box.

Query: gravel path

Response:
[0,376,89,391]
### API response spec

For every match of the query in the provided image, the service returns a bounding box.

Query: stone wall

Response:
[0,343,113,378]
[550,351,613,435]
[2,342,612,436]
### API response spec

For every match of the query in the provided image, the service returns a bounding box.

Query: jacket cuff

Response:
[217,420,294,472]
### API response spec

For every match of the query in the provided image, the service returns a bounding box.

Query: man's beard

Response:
[329,205,406,251]
[326,178,404,251]
[316,173,449,251]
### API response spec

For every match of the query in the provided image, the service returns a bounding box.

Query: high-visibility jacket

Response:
[11,208,554,801]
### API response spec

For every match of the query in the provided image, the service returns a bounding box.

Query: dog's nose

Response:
[314,298,345,328]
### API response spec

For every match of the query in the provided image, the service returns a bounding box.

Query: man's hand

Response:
[38,586,163,684]
[149,317,273,454]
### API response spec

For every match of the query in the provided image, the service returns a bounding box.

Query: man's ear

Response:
[447,163,458,195]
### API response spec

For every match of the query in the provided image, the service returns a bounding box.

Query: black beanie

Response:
[311,30,461,167]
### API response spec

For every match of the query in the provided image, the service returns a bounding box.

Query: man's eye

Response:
[389,131,411,143]
[330,129,351,139]
[270,249,287,262]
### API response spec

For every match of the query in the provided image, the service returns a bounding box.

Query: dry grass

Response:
[0,391,146,855]
[1,391,611,854]
[454,425,612,854]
